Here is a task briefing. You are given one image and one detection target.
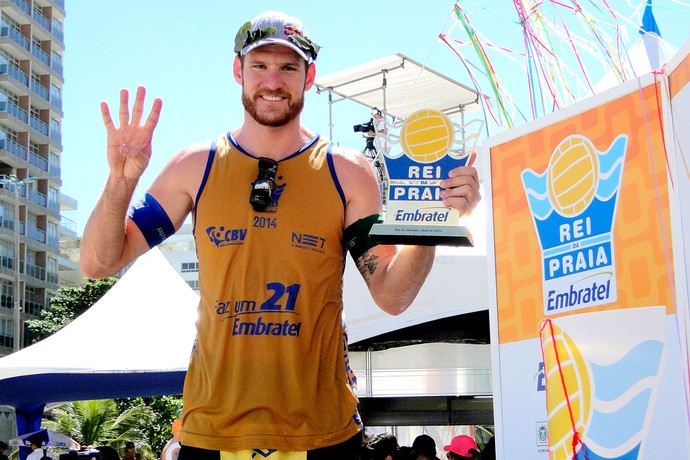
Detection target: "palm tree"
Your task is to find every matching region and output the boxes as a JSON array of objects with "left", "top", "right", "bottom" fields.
[{"left": 43, "top": 399, "right": 155, "bottom": 459}]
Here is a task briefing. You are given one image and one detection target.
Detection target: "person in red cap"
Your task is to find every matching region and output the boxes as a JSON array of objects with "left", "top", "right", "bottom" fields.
[{"left": 443, "top": 435, "right": 480, "bottom": 459}]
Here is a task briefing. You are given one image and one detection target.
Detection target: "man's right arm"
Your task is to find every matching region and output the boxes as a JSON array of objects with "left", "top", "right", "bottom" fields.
[
  {"left": 80, "top": 86, "right": 200, "bottom": 278},
  {"left": 80, "top": 144, "right": 202, "bottom": 278}
]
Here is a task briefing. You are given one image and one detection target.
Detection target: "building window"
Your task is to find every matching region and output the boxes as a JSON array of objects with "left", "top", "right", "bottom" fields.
[
  {"left": 48, "top": 221, "right": 57, "bottom": 238},
  {"left": 51, "top": 84, "right": 61, "bottom": 100},
  {"left": 0, "top": 202, "right": 13, "bottom": 230},
  {"left": 186, "top": 280, "right": 199, "bottom": 290},
  {"left": 0, "top": 49, "right": 19, "bottom": 67},
  {"left": 0, "top": 277, "right": 11, "bottom": 309},
  {"left": 181, "top": 262, "right": 198, "bottom": 273},
  {"left": 1, "top": 124, "right": 18, "bottom": 142},
  {"left": 0, "top": 318, "right": 12, "bottom": 349}
]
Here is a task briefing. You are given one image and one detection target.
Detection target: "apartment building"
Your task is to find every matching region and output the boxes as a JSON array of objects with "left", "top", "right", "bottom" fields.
[
  {"left": 0, "top": 0, "right": 65, "bottom": 357},
  {"left": 158, "top": 223, "right": 200, "bottom": 293}
]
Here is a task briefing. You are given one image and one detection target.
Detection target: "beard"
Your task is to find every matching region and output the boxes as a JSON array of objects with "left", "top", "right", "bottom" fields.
[{"left": 242, "top": 89, "right": 305, "bottom": 127}]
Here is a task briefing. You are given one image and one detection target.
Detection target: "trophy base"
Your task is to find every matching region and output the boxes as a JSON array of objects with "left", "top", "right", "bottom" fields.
[{"left": 369, "top": 223, "right": 474, "bottom": 247}]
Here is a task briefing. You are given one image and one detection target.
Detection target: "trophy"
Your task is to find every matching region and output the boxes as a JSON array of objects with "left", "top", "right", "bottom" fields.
[{"left": 368, "top": 108, "right": 482, "bottom": 246}]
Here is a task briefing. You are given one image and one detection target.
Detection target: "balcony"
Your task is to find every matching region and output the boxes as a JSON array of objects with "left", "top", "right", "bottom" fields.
[
  {"left": 0, "top": 63, "right": 29, "bottom": 87},
  {"left": 0, "top": 214, "right": 14, "bottom": 232},
  {"left": 24, "top": 297, "right": 44, "bottom": 316},
  {"left": 59, "top": 215, "right": 76, "bottom": 238},
  {"left": 28, "top": 187, "right": 46, "bottom": 207},
  {"left": 49, "top": 162, "right": 60, "bottom": 178},
  {"left": 29, "top": 116, "right": 49, "bottom": 136},
  {"left": 26, "top": 262, "right": 46, "bottom": 281},
  {"left": 0, "top": 25, "right": 30, "bottom": 52},
  {"left": 27, "top": 224, "right": 45, "bottom": 244},
  {"left": 31, "top": 9, "right": 51, "bottom": 33},
  {"left": 31, "top": 46, "right": 50, "bottom": 69},
  {"left": 49, "top": 129, "right": 61, "bottom": 145},
  {"left": 52, "top": 27, "right": 63, "bottom": 44},
  {"left": 48, "top": 199, "right": 59, "bottom": 214},
  {"left": 0, "top": 100, "right": 29, "bottom": 124},
  {"left": 0, "top": 254, "right": 12, "bottom": 272},
  {"left": 51, "top": 59, "right": 62, "bottom": 76},
  {"left": 31, "top": 80, "right": 50, "bottom": 101},
  {"left": 10, "top": 0, "right": 31, "bottom": 16},
  {"left": 50, "top": 93, "right": 62, "bottom": 112},
  {"left": 47, "top": 233, "right": 58, "bottom": 248},
  {"left": 0, "top": 137, "right": 28, "bottom": 161},
  {"left": 46, "top": 270, "right": 58, "bottom": 286},
  {"left": 29, "top": 151, "right": 48, "bottom": 172}
]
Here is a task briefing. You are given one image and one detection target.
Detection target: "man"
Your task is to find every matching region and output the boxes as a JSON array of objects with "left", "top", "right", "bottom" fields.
[
  {"left": 442, "top": 435, "right": 480, "bottom": 460},
  {"left": 80, "top": 10, "right": 480, "bottom": 460},
  {"left": 122, "top": 442, "right": 136, "bottom": 460},
  {"left": 411, "top": 434, "right": 440, "bottom": 460},
  {"left": 26, "top": 436, "right": 50, "bottom": 460},
  {"left": 361, "top": 432, "right": 399, "bottom": 460},
  {"left": 0, "top": 440, "right": 9, "bottom": 460},
  {"left": 368, "top": 107, "right": 391, "bottom": 155}
]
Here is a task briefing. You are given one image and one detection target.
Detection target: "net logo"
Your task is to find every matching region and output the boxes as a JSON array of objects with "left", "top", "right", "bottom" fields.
[{"left": 521, "top": 134, "right": 627, "bottom": 315}]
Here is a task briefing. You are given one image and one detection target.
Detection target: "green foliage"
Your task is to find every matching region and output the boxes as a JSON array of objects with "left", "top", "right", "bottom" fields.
[
  {"left": 26, "top": 277, "right": 118, "bottom": 343},
  {"left": 24, "top": 276, "right": 182, "bottom": 458},
  {"left": 116, "top": 396, "right": 182, "bottom": 455},
  {"left": 44, "top": 399, "right": 153, "bottom": 454}
]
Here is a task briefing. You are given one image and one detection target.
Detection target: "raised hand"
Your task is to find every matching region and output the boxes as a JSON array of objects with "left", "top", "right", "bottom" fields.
[
  {"left": 101, "top": 86, "right": 163, "bottom": 181},
  {"left": 439, "top": 154, "right": 481, "bottom": 217}
]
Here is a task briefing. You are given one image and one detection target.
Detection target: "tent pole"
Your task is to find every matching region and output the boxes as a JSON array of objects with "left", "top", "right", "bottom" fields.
[
  {"left": 460, "top": 104, "right": 466, "bottom": 156},
  {"left": 328, "top": 90, "right": 334, "bottom": 141}
]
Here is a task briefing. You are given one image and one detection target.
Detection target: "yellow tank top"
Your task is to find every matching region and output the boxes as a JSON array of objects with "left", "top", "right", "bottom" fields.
[{"left": 179, "top": 133, "right": 361, "bottom": 452}]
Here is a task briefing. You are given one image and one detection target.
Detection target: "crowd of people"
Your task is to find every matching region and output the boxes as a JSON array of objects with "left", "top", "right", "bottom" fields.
[
  {"left": 0, "top": 434, "right": 498, "bottom": 460},
  {"left": 0, "top": 437, "right": 140, "bottom": 460},
  {"left": 361, "top": 432, "right": 495, "bottom": 460}
]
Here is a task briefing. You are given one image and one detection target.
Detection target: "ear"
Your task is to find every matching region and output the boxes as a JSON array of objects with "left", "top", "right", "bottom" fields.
[
  {"left": 233, "top": 56, "right": 243, "bottom": 84},
  {"left": 304, "top": 62, "right": 316, "bottom": 91}
]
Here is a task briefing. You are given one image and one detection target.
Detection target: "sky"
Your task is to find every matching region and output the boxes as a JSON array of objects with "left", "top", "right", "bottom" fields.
[{"left": 59, "top": 0, "right": 690, "bottom": 237}]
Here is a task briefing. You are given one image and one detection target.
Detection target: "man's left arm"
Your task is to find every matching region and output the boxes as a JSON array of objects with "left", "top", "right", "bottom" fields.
[{"left": 344, "top": 157, "right": 481, "bottom": 315}]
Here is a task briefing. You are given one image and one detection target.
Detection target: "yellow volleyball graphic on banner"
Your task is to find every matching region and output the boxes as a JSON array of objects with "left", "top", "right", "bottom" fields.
[
  {"left": 541, "top": 322, "right": 592, "bottom": 460},
  {"left": 400, "top": 109, "right": 455, "bottom": 163},
  {"left": 547, "top": 135, "right": 599, "bottom": 216}
]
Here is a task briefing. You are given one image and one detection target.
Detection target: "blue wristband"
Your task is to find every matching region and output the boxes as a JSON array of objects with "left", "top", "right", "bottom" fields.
[{"left": 128, "top": 193, "right": 175, "bottom": 248}]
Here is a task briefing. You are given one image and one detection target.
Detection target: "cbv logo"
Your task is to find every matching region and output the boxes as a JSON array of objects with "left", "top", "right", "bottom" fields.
[{"left": 206, "top": 226, "right": 248, "bottom": 247}]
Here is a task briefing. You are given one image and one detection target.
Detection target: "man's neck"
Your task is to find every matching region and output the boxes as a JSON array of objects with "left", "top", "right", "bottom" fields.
[{"left": 233, "top": 117, "right": 314, "bottom": 160}]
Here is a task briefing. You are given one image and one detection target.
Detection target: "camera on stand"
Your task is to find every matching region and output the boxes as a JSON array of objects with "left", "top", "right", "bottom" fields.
[
  {"left": 354, "top": 118, "right": 377, "bottom": 158},
  {"left": 353, "top": 118, "right": 375, "bottom": 134}
]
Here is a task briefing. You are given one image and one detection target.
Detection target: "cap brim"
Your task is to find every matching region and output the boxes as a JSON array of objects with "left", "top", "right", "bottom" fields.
[{"left": 241, "top": 38, "right": 311, "bottom": 63}]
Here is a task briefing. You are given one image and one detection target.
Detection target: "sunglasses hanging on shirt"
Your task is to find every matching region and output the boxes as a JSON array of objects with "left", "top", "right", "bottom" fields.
[{"left": 249, "top": 157, "right": 279, "bottom": 212}]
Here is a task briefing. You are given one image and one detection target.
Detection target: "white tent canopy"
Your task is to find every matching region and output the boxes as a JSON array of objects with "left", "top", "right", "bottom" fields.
[
  {"left": 0, "top": 246, "right": 488, "bottom": 406},
  {"left": 314, "top": 53, "right": 483, "bottom": 137},
  {"left": 0, "top": 248, "right": 199, "bottom": 409},
  {"left": 344, "top": 247, "right": 487, "bottom": 344}
]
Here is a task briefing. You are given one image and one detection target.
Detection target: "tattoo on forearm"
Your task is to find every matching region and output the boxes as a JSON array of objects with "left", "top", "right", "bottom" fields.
[{"left": 356, "top": 252, "right": 379, "bottom": 284}]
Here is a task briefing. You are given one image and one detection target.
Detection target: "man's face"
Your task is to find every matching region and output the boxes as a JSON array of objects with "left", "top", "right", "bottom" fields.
[{"left": 235, "top": 45, "right": 316, "bottom": 127}]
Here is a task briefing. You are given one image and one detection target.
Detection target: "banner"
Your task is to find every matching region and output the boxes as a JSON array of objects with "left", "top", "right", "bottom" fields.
[{"left": 487, "top": 45, "right": 690, "bottom": 458}]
